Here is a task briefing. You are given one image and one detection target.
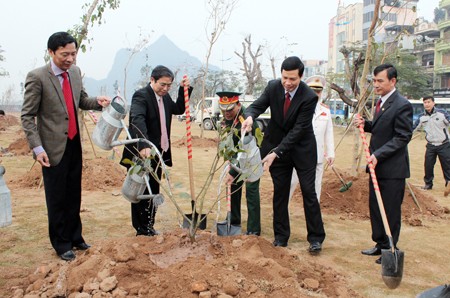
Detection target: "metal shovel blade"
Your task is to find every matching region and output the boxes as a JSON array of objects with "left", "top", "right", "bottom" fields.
[
  {"left": 217, "top": 217, "right": 241, "bottom": 236},
  {"left": 417, "top": 284, "right": 450, "bottom": 298},
  {"left": 182, "top": 212, "right": 207, "bottom": 230},
  {"left": 381, "top": 248, "right": 404, "bottom": 289}
]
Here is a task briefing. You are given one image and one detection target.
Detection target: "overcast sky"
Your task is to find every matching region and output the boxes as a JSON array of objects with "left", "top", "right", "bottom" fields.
[{"left": 0, "top": 0, "right": 439, "bottom": 100}]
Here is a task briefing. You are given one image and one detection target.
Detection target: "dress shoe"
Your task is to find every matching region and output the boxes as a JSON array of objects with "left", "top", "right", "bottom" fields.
[
  {"left": 421, "top": 184, "right": 433, "bottom": 190},
  {"left": 272, "top": 239, "right": 288, "bottom": 247},
  {"left": 59, "top": 250, "right": 76, "bottom": 261},
  {"left": 308, "top": 242, "right": 322, "bottom": 254},
  {"left": 245, "top": 231, "right": 260, "bottom": 236},
  {"left": 136, "top": 227, "right": 160, "bottom": 236},
  {"left": 361, "top": 247, "right": 381, "bottom": 256},
  {"left": 74, "top": 242, "right": 91, "bottom": 250},
  {"left": 375, "top": 257, "right": 382, "bottom": 264}
]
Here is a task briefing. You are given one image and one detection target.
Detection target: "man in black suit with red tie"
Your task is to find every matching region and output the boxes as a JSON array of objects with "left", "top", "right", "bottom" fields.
[
  {"left": 354, "top": 64, "right": 413, "bottom": 264},
  {"left": 241, "top": 56, "right": 325, "bottom": 253}
]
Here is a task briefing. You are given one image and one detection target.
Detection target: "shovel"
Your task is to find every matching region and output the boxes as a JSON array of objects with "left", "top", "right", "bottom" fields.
[
  {"left": 183, "top": 200, "right": 207, "bottom": 230},
  {"left": 181, "top": 77, "right": 206, "bottom": 230},
  {"left": 330, "top": 165, "right": 352, "bottom": 192},
  {"left": 217, "top": 183, "right": 241, "bottom": 236},
  {"left": 358, "top": 122, "right": 404, "bottom": 289}
]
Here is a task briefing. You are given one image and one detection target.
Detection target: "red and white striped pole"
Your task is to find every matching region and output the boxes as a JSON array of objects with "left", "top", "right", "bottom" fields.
[
  {"left": 357, "top": 115, "right": 394, "bottom": 252},
  {"left": 183, "top": 75, "right": 195, "bottom": 201}
]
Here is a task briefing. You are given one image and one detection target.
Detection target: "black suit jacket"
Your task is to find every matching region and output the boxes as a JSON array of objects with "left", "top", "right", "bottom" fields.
[
  {"left": 363, "top": 90, "right": 413, "bottom": 179},
  {"left": 121, "top": 83, "right": 191, "bottom": 167},
  {"left": 245, "top": 79, "right": 318, "bottom": 169}
]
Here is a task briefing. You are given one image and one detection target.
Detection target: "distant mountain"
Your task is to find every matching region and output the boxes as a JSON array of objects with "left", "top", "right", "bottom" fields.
[{"left": 83, "top": 35, "right": 219, "bottom": 100}]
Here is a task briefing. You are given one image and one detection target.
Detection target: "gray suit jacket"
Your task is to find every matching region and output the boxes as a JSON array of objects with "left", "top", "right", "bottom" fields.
[{"left": 21, "top": 63, "right": 101, "bottom": 166}]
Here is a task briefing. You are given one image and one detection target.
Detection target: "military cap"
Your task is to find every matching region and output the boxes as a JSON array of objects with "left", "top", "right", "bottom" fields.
[{"left": 217, "top": 91, "right": 242, "bottom": 111}]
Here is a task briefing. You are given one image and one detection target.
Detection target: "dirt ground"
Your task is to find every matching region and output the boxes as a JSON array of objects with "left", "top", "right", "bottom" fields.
[{"left": 0, "top": 112, "right": 449, "bottom": 297}]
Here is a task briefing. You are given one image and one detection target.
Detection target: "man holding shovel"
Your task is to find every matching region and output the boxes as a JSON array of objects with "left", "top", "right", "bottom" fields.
[
  {"left": 219, "top": 91, "right": 261, "bottom": 236},
  {"left": 354, "top": 64, "right": 413, "bottom": 265}
]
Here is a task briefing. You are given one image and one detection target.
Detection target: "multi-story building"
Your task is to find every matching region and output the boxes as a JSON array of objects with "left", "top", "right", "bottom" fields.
[
  {"left": 434, "top": 0, "right": 450, "bottom": 97},
  {"left": 362, "top": 0, "right": 418, "bottom": 42},
  {"left": 413, "top": 18, "right": 439, "bottom": 78},
  {"left": 303, "top": 60, "right": 328, "bottom": 79},
  {"left": 328, "top": 2, "right": 364, "bottom": 74}
]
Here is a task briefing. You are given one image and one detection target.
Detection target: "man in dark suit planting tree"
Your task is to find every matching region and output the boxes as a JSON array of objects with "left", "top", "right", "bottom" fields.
[
  {"left": 354, "top": 63, "right": 413, "bottom": 264},
  {"left": 241, "top": 56, "right": 325, "bottom": 254}
]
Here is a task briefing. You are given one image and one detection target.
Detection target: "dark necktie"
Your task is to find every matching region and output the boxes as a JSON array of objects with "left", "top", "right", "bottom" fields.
[
  {"left": 61, "top": 72, "right": 77, "bottom": 139},
  {"left": 284, "top": 92, "right": 291, "bottom": 117},
  {"left": 375, "top": 98, "right": 382, "bottom": 115}
]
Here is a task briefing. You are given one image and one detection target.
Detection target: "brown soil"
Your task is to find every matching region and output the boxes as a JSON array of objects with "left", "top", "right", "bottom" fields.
[
  {"left": 9, "top": 157, "right": 126, "bottom": 191},
  {"left": 5, "top": 137, "right": 31, "bottom": 156},
  {"left": 6, "top": 231, "right": 360, "bottom": 298},
  {"left": 172, "top": 135, "right": 219, "bottom": 148},
  {"left": 0, "top": 114, "right": 20, "bottom": 131},
  {"left": 1, "top": 116, "right": 450, "bottom": 298}
]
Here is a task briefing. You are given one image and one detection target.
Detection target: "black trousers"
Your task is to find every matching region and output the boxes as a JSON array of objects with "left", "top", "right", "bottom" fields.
[
  {"left": 42, "top": 135, "right": 84, "bottom": 255},
  {"left": 131, "top": 165, "right": 161, "bottom": 235},
  {"left": 270, "top": 158, "right": 325, "bottom": 244},
  {"left": 424, "top": 142, "right": 450, "bottom": 186},
  {"left": 369, "top": 178, "right": 404, "bottom": 249}
]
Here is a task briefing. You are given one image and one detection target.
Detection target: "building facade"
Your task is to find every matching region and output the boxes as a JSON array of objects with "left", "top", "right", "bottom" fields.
[
  {"left": 328, "top": 2, "right": 364, "bottom": 74},
  {"left": 434, "top": 0, "right": 450, "bottom": 96}
]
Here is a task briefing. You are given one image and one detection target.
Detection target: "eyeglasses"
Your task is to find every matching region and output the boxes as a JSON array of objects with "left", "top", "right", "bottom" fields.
[{"left": 158, "top": 82, "right": 172, "bottom": 88}]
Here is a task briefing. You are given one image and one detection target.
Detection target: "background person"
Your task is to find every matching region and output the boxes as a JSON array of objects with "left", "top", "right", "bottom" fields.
[
  {"left": 218, "top": 91, "right": 261, "bottom": 236},
  {"left": 353, "top": 63, "right": 413, "bottom": 264},
  {"left": 241, "top": 56, "right": 325, "bottom": 253},
  {"left": 120, "top": 66, "right": 192, "bottom": 236},
  {"left": 21, "top": 31, "right": 111, "bottom": 261},
  {"left": 289, "top": 77, "right": 335, "bottom": 202},
  {"left": 413, "top": 96, "right": 450, "bottom": 195}
]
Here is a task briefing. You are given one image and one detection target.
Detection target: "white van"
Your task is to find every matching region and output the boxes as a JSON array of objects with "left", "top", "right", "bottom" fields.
[{"left": 194, "top": 97, "right": 221, "bottom": 130}]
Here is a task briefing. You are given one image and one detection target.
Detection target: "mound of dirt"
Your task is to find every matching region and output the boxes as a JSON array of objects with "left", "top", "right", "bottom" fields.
[
  {"left": 10, "top": 157, "right": 126, "bottom": 191},
  {"left": 285, "top": 168, "right": 449, "bottom": 223},
  {"left": 0, "top": 114, "right": 20, "bottom": 131},
  {"left": 82, "top": 157, "right": 126, "bottom": 191},
  {"left": 6, "top": 137, "right": 31, "bottom": 156},
  {"left": 7, "top": 230, "right": 360, "bottom": 298},
  {"left": 172, "top": 135, "right": 219, "bottom": 148}
]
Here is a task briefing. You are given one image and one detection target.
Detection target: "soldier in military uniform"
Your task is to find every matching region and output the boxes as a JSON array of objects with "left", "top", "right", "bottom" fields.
[
  {"left": 219, "top": 91, "right": 261, "bottom": 235},
  {"left": 289, "top": 78, "right": 335, "bottom": 202}
]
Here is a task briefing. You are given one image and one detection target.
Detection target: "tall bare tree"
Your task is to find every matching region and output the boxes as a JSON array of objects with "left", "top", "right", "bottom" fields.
[
  {"left": 0, "top": 46, "right": 8, "bottom": 77},
  {"left": 123, "top": 30, "right": 151, "bottom": 101},
  {"left": 199, "top": 0, "right": 238, "bottom": 137},
  {"left": 235, "top": 35, "right": 263, "bottom": 96},
  {"left": 69, "top": 0, "right": 121, "bottom": 54}
]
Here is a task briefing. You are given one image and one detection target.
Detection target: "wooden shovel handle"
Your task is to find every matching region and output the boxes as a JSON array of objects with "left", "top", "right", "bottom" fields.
[
  {"left": 183, "top": 75, "right": 195, "bottom": 203},
  {"left": 226, "top": 183, "right": 231, "bottom": 213},
  {"left": 357, "top": 123, "right": 394, "bottom": 246}
]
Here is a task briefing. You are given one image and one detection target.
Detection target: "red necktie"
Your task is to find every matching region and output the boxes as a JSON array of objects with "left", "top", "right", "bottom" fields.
[
  {"left": 61, "top": 72, "right": 77, "bottom": 139},
  {"left": 284, "top": 92, "right": 291, "bottom": 117},
  {"left": 375, "top": 98, "right": 382, "bottom": 115}
]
